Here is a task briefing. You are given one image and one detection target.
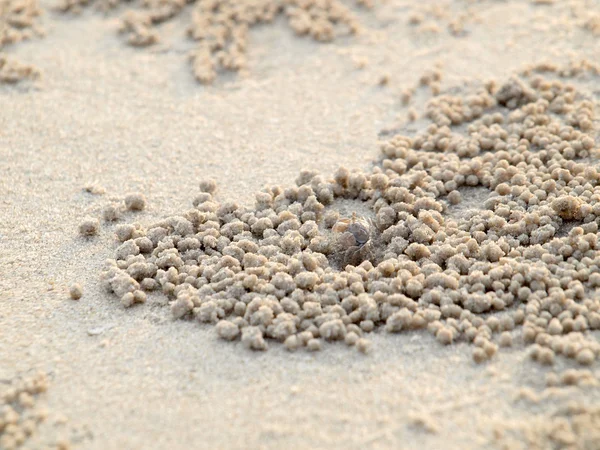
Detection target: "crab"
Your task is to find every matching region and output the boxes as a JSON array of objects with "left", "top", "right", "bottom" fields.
[{"left": 332, "top": 212, "right": 376, "bottom": 266}]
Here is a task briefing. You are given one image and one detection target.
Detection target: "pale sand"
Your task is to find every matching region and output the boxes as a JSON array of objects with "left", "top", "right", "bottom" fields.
[{"left": 2, "top": 1, "right": 600, "bottom": 449}]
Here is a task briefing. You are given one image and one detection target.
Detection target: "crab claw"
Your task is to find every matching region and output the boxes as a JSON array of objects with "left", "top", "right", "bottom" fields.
[
  {"left": 338, "top": 232, "right": 358, "bottom": 249},
  {"left": 333, "top": 219, "right": 351, "bottom": 233}
]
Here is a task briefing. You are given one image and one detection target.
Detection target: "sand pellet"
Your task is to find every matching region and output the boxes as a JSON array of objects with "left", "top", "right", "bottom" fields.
[
  {"left": 124, "top": 193, "right": 146, "bottom": 211},
  {"left": 78, "top": 217, "right": 99, "bottom": 236},
  {"left": 69, "top": 283, "right": 83, "bottom": 300}
]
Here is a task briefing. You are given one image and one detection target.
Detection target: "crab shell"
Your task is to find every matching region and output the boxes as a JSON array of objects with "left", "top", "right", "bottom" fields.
[
  {"left": 333, "top": 215, "right": 372, "bottom": 247},
  {"left": 347, "top": 221, "right": 370, "bottom": 245}
]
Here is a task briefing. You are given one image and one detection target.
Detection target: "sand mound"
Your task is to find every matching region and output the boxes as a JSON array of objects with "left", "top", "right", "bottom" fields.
[{"left": 96, "top": 68, "right": 600, "bottom": 365}]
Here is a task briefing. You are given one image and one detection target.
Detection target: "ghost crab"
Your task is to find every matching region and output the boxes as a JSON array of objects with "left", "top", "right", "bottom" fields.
[{"left": 332, "top": 212, "right": 376, "bottom": 266}]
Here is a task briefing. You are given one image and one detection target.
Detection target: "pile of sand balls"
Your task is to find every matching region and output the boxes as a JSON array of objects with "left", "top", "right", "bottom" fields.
[
  {"left": 188, "top": 0, "right": 364, "bottom": 83},
  {"left": 101, "top": 72, "right": 600, "bottom": 364},
  {"left": 57, "top": 0, "right": 370, "bottom": 83},
  {"left": 0, "top": 372, "right": 49, "bottom": 450},
  {"left": 0, "top": 0, "right": 43, "bottom": 83},
  {"left": 0, "top": 0, "right": 43, "bottom": 48}
]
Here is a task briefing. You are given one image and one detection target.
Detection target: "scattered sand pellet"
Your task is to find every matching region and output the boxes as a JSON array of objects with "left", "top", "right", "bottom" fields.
[
  {"left": 307, "top": 338, "right": 322, "bottom": 352},
  {"left": 473, "top": 347, "right": 487, "bottom": 364},
  {"left": 199, "top": 179, "right": 217, "bottom": 194},
  {"left": 356, "top": 338, "right": 371, "bottom": 354},
  {"left": 83, "top": 184, "right": 106, "bottom": 195},
  {"left": 78, "top": 217, "right": 99, "bottom": 236},
  {"left": 407, "top": 107, "right": 418, "bottom": 122},
  {"left": 378, "top": 72, "right": 391, "bottom": 86},
  {"left": 436, "top": 327, "right": 454, "bottom": 345},
  {"left": 499, "top": 332, "right": 512, "bottom": 347},
  {"left": 576, "top": 348, "right": 595, "bottom": 366},
  {"left": 56, "top": 439, "right": 72, "bottom": 450},
  {"left": 124, "top": 193, "right": 146, "bottom": 211},
  {"left": 538, "top": 348, "right": 555, "bottom": 365},
  {"left": 447, "top": 190, "right": 461, "bottom": 205},
  {"left": 69, "top": 283, "right": 83, "bottom": 300},
  {"left": 345, "top": 331, "right": 359, "bottom": 346},
  {"left": 216, "top": 320, "right": 240, "bottom": 341},
  {"left": 241, "top": 326, "right": 267, "bottom": 351},
  {"left": 284, "top": 335, "right": 300, "bottom": 351},
  {"left": 102, "top": 203, "right": 122, "bottom": 222},
  {"left": 408, "top": 411, "right": 439, "bottom": 434},
  {"left": 121, "top": 292, "right": 135, "bottom": 307}
]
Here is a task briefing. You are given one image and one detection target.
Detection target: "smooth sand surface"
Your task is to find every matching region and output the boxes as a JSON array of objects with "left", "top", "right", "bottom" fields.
[{"left": 2, "top": 1, "right": 600, "bottom": 448}]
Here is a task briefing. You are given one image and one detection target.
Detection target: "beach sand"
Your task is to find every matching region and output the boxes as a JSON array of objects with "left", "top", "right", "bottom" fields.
[{"left": 2, "top": 1, "right": 600, "bottom": 448}]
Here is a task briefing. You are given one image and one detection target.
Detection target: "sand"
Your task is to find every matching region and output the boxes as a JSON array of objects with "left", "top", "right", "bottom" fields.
[{"left": 2, "top": 0, "right": 600, "bottom": 449}]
